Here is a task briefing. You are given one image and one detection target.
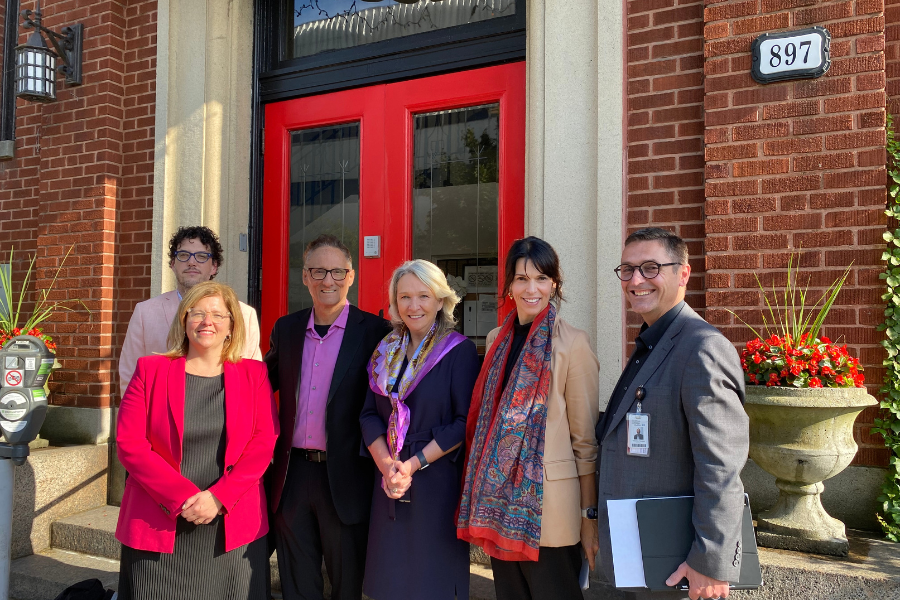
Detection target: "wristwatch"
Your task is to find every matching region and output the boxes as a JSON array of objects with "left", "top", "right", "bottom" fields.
[
  {"left": 582, "top": 506, "right": 598, "bottom": 520},
  {"left": 415, "top": 450, "right": 430, "bottom": 470}
]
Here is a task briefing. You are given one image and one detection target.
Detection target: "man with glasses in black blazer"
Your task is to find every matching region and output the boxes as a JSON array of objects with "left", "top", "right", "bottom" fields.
[{"left": 265, "top": 234, "right": 391, "bottom": 600}]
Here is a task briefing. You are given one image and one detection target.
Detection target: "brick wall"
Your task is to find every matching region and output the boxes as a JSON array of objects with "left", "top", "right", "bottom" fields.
[
  {"left": 627, "top": 0, "right": 707, "bottom": 342},
  {"left": 703, "top": 0, "right": 889, "bottom": 466},
  {"left": 0, "top": 0, "right": 157, "bottom": 409},
  {"left": 887, "top": 0, "right": 900, "bottom": 113}
]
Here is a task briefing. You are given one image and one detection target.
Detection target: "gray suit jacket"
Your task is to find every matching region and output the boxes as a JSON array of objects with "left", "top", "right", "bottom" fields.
[{"left": 596, "top": 303, "right": 749, "bottom": 593}]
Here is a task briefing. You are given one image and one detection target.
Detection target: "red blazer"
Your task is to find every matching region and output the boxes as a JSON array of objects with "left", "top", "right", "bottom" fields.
[{"left": 115, "top": 355, "right": 279, "bottom": 553}]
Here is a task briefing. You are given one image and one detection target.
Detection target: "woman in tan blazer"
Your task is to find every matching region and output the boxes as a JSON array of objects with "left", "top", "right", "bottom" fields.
[{"left": 458, "top": 237, "right": 600, "bottom": 600}]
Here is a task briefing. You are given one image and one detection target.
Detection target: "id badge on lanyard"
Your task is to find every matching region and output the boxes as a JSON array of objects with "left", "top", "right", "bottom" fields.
[{"left": 626, "top": 385, "right": 651, "bottom": 457}]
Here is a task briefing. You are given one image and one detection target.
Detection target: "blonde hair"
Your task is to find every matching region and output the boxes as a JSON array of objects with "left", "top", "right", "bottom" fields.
[
  {"left": 164, "top": 281, "right": 245, "bottom": 363},
  {"left": 388, "top": 260, "right": 460, "bottom": 339}
]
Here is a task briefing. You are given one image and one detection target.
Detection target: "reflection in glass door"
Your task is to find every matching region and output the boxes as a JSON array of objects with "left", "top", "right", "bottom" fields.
[
  {"left": 412, "top": 104, "right": 499, "bottom": 348},
  {"left": 262, "top": 63, "right": 524, "bottom": 352},
  {"left": 289, "top": 124, "right": 360, "bottom": 313}
]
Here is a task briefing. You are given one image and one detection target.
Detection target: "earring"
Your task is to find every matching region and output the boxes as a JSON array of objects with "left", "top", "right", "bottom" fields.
[{"left": 225, "top": 334, "right": 231, "bottom": 341}]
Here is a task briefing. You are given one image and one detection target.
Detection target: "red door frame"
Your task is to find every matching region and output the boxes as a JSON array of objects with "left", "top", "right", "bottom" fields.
[{"left": 261, "top": 62, "right": 525, "bottom": 350}]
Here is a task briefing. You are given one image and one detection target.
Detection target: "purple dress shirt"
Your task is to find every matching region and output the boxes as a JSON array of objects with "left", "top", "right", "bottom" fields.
[{"left": 292, "top": 301, "right": 350, "bottom": 450}]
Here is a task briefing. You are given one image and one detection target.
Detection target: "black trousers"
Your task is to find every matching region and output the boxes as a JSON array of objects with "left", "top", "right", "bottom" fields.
[
  {"left": 491, "top": 544, "right": 583, "bottom": 600},
  {"left": 274, "top": 455, "right": 369, "bottom": 600}
]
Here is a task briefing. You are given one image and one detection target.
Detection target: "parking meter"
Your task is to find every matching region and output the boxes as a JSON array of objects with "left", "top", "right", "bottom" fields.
[{"left": 0, "top": 335, "right": 55, "bottom": 465}]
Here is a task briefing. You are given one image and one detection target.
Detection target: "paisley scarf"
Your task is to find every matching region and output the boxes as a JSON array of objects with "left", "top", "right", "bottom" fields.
[
  {"left": 368, "top": 323, "right": 466, "bottom": 460},
  {"left": 457, "top": 303, "right": 555, "bottom": 562}
]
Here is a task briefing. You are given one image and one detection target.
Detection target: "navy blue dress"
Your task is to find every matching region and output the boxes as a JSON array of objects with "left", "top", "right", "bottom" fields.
[{"left": 360, "top": 339, "right": 480, "bottom": 600}]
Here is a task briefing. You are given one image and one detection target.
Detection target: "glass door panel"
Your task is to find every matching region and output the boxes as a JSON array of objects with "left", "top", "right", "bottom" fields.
[
  {"left": 289, "top": 124, "right": 361, "bottom": 313},
  {"left": 412, "top": 104, "right": 499, "bottom": 348}
]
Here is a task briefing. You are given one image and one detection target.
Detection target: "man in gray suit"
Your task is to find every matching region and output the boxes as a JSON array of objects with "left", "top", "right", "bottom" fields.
[{"left": 595, "top": 228, "right": 749, "bottom": 600}]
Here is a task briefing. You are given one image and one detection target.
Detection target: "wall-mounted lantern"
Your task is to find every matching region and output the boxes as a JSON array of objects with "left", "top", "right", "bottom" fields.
[{"left": 14, "top": 1, "right": 83, "bottom": 103}]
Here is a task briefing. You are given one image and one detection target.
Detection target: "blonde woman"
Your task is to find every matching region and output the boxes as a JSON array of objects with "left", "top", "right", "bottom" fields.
[
  {"left": 115, "top": 281, "right": 278, "bottom": 600},
  {"left": 360, "top": 260, "right": 480, "bottom": 600}
]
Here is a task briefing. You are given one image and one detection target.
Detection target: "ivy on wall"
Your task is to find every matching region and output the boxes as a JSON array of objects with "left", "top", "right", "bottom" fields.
[{"left": 875, "top": 112, "right": 900, "bottom": 541}]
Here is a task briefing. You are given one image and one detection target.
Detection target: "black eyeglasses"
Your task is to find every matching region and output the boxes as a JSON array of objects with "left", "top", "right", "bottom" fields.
[
  {"left": 614, "top": 261, "right": 681, "bottom": 281},
  {"left": 174, "top": 251, "right": 213, "bottom": 263},
  {"left": 306, "top": 268, "right": 351, "bottom": 281}
]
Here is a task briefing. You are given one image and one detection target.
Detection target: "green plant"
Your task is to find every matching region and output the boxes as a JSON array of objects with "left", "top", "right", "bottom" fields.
[
  {"left": 0, "top": 246, "right": 88, "bottom": 352},
  {"left": 875, "top": 111, "right": 900, "bottom": 541},
  {"left": 728, "top": 254, "right": 855, "bottom": 388}
]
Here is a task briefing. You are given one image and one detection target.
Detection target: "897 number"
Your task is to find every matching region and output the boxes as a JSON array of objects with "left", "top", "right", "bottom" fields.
[{"left": 769, "top": 41, "right": 812, "bottom": 68}]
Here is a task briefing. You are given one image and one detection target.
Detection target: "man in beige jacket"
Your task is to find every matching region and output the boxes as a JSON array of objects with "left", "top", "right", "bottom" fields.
[{"left": 118, "top": 226, "right": 262, "bottom": 395}]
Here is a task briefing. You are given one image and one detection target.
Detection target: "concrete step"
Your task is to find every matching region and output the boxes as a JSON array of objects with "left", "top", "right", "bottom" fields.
[
  {"left": 10, "top": 548, "right": 119, "bottom": 600},
  {"left": 51, "top": 505, "right": 119, "bottom": 560}
]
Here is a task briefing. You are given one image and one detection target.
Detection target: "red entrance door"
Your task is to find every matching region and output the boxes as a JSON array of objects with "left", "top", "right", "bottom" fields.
[{"left": 261, "top": 62, "right": 525, "bottom": 351}]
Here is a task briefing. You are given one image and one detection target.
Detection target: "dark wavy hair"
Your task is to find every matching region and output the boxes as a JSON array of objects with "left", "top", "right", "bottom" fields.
[
  {"left": 168, "top": 226, "right": 224, "bottom": 278},
  {"left": 501, "top": 236, "right": 564, "bottom": 306}
]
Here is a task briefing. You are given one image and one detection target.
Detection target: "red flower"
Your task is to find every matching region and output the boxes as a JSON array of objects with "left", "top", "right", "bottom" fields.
[
  {"left": 820, "top": 336, "right": 832, "bottom": 344},
  {"left": 753, "top": 353, "right": 763, "bottom": 364},
  {"left": 809, "top": 377, "right": 823, "bottom": 388}
]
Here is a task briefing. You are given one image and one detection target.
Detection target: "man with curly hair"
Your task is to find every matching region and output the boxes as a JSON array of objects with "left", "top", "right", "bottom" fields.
[{"left": 118, "top": 226, "right": 262, "bottom": 394}]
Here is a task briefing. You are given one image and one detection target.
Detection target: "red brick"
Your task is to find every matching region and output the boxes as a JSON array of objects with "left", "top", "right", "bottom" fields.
[
  {"left": 653, "top": 172, "right": 704, "bottom": 188},
  {"left": 653, "top": 72, "right": 703, "bottom": 91},
  {"left": 762, "top": 213, "right": 823, "bottom": 230},
  {"left": 630, "top": 60, "right": 679, "bottom": 79},
  {"left": 732, "top": 233, "right": 789, "bottom": 250},
  {"left": 761, "top": 0, "right": 816, "bottom": 11},
  {"left": 764, "top": 100, "right": 820, "bottom": 120},
  {"left": 732, "top": 86, "right": 790, "bottom": 107},
  {"left": 824, "top": 91, "right": 885, "bottom": 113},
  {"left": 706, "top": 254, "right": 761, "bottom": 270},
  {"left": 760, "top": 175, "right": 821, "bottom": 194},
  {"left": 859, "top": 0, "right": 885, "bottom": 14},
  {"left": 629, "top": 0, "right": 675, "bottom": 14},
  {"left": 828, "top": 16, "right": 884, "bottom": 39},
  {"left": 704, "top": 58, "right": 730, "bottom": 76},
  {"left": 630, "top": 157, "right": 678, "bottom": 174},
  {"left": 824, "top": 209, "right": 886, "bottom": 228},
  {"left": 795, "top": 1, "right": 853, "bottom": 25},
  {"left": 824, "top": 129, "right": 886, "bottom": 150},
  {"left": 705, "top": 93, "right": 729, "bottom": 110},
  {"left": 706, "top": 164, "right": 730, "bottom": 178},
  {"left": 793, "top": 114, "right": 854, "bottom": 135},
  {"left": 858, "top": 148, "right": 886, "bottom": 167},
  {"left": 732, "top": 197, "right": 778, "bottom": 213},
  {"left": 653, "top": 138, "right": 703, "bottom": 154},
  {"left": 763, "top": 137, "right": 824, "bottom": 155},
  {"left": 828, "top": 55, "right": 885, "bottom": 78},
  {"left": 792, "top": 152, "right": 855, "bottom": 171},
  {"left": 704, "top": 37, "right": 754, "bottom": 58},
  {"left": 792, "top": 77, "right": 853, "bottom": 99},
  {"left": 653, "top": 4, "right": 702, "bottom": 26},
  {"left": 706, "top": 180, "right": 760, "bottom": 197},
  {"left": 704, "top": 0, "right": 758, "bottom": 21},
  {"left": 793, "top": 230, "right": 855, "bottom": 247},
  {"left": 823, "top": 168, "right": 886, "bottom": 188},
  {"left": 630, "top": 92, "right": 677, "bottom": 110},
  {"left": 732, "top": 13, "right": 790, "bottom": 36},
  {"left": 653, "top": 39, "right": 704, "bottom": 59},
  {"left": 733, "top": 158, "right": 790, "bottom": 177},
  {"left": 706, "top": 143, "right": 758, "bottom": 161},
  {"left": 858, "top": 72, "right": 886, "bottom": 92},
  {"left": 857, "top": 35, "right": 886, "bottom": 54},
  {"left": 706, "top": 107, "right": 759, "bottom": 126},
  {"left": 809, "top": 192, "right": 854, "bottom": 209},
  {"left": 629, "top": 27, "right": 676, "bottom": 47},
  {"left": 705, "top": 22, "right": 729, "bottom": 39},
  {"left": 653, "top": 105, "right": 704, "bottom": 123},
  {"left": 732, "top": 122, "right": 790, "bottom": 140}
]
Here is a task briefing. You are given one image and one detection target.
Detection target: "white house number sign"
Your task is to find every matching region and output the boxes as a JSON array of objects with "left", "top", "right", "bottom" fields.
[{"left": 751, "top": 26, "right": 830, "bottom": 84}]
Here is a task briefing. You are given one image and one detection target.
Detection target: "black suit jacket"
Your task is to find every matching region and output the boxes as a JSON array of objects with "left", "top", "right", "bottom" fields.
[{"left": 265, "top": 304, "right": 392, "bottom": 525}]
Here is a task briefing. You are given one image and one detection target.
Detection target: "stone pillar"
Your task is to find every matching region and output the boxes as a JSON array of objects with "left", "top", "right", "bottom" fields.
[
  {"left": 526, "top": 0, "right": 626, "bottom": 393},
  {"left": 151, "top": 0, "right": 254, "bottom": 300}
]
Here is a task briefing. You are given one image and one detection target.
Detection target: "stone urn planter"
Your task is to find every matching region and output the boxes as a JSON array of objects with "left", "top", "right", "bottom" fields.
[{"left": 744, "top": 385, "right": 876, "bottom": 556}]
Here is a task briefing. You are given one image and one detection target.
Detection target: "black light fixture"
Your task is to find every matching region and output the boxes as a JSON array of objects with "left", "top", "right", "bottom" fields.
[{"left": 15, "top": 1, "right": 83, "bottom": 103}]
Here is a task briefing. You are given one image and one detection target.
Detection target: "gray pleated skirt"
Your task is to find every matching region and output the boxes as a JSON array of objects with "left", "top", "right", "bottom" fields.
[{"left": 118, "top": 373, "right": 270, "bottom": 600}]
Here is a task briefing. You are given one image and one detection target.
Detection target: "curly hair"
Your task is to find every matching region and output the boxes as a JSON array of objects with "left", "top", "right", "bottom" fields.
[{"left": 168, "top": 226, "right": 224, "bottom": 277}]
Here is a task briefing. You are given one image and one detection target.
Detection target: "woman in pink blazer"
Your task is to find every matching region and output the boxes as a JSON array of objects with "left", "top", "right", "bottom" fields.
[{"left": 115, "top": 281, "right": 278, "bottom": 600}]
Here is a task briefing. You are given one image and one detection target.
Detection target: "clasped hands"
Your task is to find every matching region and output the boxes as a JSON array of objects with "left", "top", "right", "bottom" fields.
[
  {"left": 181, "top": 490, "right": 224, "bottom": 525},
  {"left": 381, "top": 457, "right": 418, "bottom": 500}
]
